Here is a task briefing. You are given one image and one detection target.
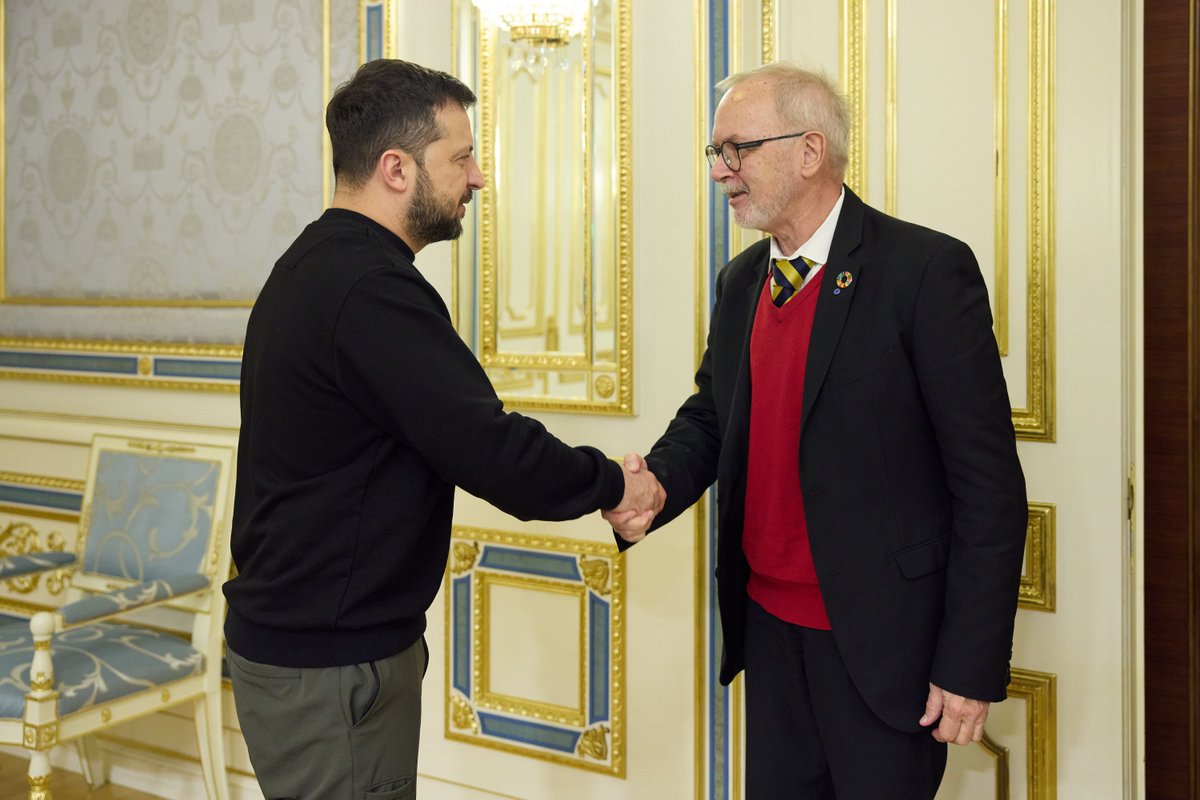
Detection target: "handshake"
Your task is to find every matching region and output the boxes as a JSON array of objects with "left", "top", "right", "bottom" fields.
[{"left": 602, "top": 453, "right": 666, "bottom": 543}]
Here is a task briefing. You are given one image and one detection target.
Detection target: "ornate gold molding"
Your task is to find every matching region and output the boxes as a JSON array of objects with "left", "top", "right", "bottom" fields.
[
  {"left": 839, "top": 0, "right": 867, "bottom": 198},
  {"left": 759, "top": 0, "right": 775, "bottom": 63},
  {"left": 474, "top": 571, "right": 587, "bottom": 727},
  {"left": 450, "top": 693, "right": 479, "bottom": 733},
  {"left": 579, "top": 554, "right": 611, "bottom": 595},
  {"left": 576, "top": 724, "right": 610, "bottom": 760},
  {"left": 1008, "top": 667, "right": 1057, "bottom": 800},
  {"left": 468, "top": 0, "right": 634, "bottom": 415},
  {"left": 0, "top": 523, "right": 68, "bottom": 595},
  {"left": 357, "top": 0, "right": 396, "bottom": 63},
  {"left": 23, "top": 720, "right": 58, "bottom": 750},
  {"left": 979, "top": 732, "right": 1012, "bottom": 799},
  {"left": 0, "top": 472, "right": 84, "bottom": 494},
  {"left": 445, "top": 525, "right": 625, "bottom": 776},
  {"left": 1019, "top": 503, "right": 1056, "bottom": 612},
  {"left": 1009, "top": 0, "right": 1056, "bottom": 441},
  {"left": 451, "top": 541, "right": 480, "bottom": 575}
]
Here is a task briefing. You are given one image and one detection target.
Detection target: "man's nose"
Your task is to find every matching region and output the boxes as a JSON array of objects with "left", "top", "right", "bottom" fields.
[
  {"left": 468, "top": 158, "right": 485, "bottom": 190},
  {"left": 710, "top": 155, "right": 733, "bottom": 182}
]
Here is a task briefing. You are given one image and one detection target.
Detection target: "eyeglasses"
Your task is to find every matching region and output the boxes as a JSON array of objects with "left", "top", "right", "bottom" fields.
[{"left": 704, "top": 131, "right": 811, "bottom": 171}]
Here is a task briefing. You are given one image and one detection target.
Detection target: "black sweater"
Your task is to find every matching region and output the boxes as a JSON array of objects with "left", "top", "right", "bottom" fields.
[{"left": 224, "top": 209, "right": 624, "bottom": 667}]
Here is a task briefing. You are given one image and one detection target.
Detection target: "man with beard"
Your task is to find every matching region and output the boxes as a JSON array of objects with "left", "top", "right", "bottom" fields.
[
  {"left": 224, "top": 59, "right": 664, "bottom": 799},
  {"left": 605, "top": 63, "right": 1026, "bottom": 797}
]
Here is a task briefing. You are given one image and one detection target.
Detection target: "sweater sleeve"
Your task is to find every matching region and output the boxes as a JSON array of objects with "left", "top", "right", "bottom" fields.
[{"left": 331, "top": 265, "right": 625, "bottom": 520}]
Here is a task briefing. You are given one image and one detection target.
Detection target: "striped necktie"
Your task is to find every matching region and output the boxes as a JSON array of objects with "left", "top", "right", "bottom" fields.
[{"left": 771, "top": 256, "right": 817, "bottom": 307}]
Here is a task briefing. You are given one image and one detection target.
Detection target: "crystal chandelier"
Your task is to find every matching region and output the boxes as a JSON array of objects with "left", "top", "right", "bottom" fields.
[{"left": 471, "top": 0, "right": 591, "bottom": 47}]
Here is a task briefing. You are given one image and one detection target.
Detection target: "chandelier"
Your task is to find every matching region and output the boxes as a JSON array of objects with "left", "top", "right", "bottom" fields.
[{"left": 471, "top": 0, "right": 591, "bottom": 47}]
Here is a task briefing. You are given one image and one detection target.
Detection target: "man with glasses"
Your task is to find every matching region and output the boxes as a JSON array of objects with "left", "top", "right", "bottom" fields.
[{"left": 606, "top": 63, "right": 1026, "bottom": 798}]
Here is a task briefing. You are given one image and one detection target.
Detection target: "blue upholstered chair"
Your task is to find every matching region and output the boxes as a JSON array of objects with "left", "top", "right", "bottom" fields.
[{"left": 0, "top": 434, "right": 235, "bottom": 800}]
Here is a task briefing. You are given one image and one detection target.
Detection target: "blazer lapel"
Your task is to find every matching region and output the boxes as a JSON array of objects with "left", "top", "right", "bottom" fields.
[{"left": 801, "top": 187, "right": 866, "bottom": 433}]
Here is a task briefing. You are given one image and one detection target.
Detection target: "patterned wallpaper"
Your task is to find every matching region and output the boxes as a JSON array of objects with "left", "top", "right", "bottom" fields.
[{"left": 1, "top": 0, "right": 359, "bottom": 344}]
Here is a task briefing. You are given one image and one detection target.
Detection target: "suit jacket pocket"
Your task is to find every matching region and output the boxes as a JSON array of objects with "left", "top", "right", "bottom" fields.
[{"left": 893, "top": 533, "right": 951, "bottom": 579}]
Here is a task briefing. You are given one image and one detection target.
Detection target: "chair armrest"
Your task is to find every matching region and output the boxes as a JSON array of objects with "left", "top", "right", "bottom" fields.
[
  {"left": 57, "top": 573, "right": 211, "bottom": 627},
  {"left": 0, "top": 551, "right": 76, "bottom": 580}
]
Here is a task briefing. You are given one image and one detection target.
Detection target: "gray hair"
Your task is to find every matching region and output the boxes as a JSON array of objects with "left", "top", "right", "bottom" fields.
[{"left": 716, "top": 63, "right": 850, "bottom": 179}]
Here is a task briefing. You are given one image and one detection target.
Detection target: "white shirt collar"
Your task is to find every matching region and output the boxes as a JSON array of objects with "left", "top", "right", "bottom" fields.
[{"left": 769, "top": 186, "right": 846, "bottom": 267}]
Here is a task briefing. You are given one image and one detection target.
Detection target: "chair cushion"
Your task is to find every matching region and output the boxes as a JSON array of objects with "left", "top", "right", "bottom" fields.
[{"left": 0, "top": 622, "right": 205, "bottom": 718}]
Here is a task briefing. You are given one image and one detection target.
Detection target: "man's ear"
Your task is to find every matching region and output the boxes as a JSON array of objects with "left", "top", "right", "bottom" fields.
[
  {"left": 379, "top": 149, "right": 412, "bottom": 192},
  {"left": 799, "top": 132, "right": 827, "bottom": 178}
]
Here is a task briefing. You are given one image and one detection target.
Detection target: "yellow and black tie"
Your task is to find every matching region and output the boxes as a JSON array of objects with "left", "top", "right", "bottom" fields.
[{"left": 771, "top": 256, "right": 817, "bottom": 307}]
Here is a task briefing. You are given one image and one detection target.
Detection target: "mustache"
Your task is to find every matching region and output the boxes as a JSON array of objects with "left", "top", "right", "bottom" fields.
[
  {"left": 718, "top": 180, "right": 746, "bottom": 196},
  {"left": 461, "top": 190, "right": 474, "bottom": 205}
]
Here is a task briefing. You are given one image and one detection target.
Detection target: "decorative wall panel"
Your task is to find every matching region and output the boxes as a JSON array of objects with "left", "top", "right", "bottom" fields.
[
  {"left": 445, "top": 526, "right": 625, "bottom": 776},
  {"left": 0, "top": 0, "right": 377, "bottom": 389}
]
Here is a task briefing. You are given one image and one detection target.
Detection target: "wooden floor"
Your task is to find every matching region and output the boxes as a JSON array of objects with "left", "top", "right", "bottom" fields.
[{"left": 0, "top": 750, "right": 162, "bottom": 799}]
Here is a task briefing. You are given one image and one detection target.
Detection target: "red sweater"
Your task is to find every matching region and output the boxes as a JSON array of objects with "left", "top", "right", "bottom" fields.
[{"left": 743, "top": 272, "right": 831, "bottom": 629}]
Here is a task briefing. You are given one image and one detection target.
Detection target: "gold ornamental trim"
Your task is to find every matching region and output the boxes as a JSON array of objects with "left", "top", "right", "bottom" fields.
[
  {"left": 1009, "top": 0, "right": 1056, "bottom": 441},
  {"left": 978, "top": 732, "right": 1012, "bottom": 799},
  {"left": 451, "top": 542, "right": 481, "bottom": 575},
  {"left": 23, "top": 721, "right": 58, "bottom": 750},
  {"left": 839, "top": 0, "right": 868, "bottom": 198},
  {"left": 450, "top": 693, "right": 479, "bottom": 733},
  {"left": 0, "top": 471, "right": 85, "bottom": 494},
  {"left": 579, "top": 554, "right": 610, "bottom": 595},
  {"left": 127, "top": 440, "right": 197, "bottom": 455},
  {"left": 1, "top": 523, "right": 69, "bottom": 595},
  {"left": 445, "top": 524, "right": 625, "bottom": 776},
  {"left": 576, "top": 724, "right": 610, "bottom": 760},
  {"left": 1008, "top": 667, "right": 1057, "bottom": 800},
  {"left": 1019, "top": 503, "right": 1056, "bottom": 611}
]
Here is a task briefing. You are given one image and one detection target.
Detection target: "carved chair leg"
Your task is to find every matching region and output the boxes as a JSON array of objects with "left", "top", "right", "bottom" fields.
[{"left": 27, "top": 750, "right": 52, "bottom": 800}]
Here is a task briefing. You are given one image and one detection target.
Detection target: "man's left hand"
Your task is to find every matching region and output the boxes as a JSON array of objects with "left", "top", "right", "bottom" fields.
[{"left": 919, "top": 682, "right": 990, "bottom": 745}]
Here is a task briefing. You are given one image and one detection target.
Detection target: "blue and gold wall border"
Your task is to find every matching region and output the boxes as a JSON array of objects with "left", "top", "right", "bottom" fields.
[
  {"left": 445, "top": 526, "right": 625, "bottom": 777},
  {"left": 358, "top": 0, "right": 396, "bottom": 63},
  {"left": 0, "top": 339, "right": 242, "bottom": 391},
  {"left": 699, "top": 1, "right": 735, "bottom": 797}
]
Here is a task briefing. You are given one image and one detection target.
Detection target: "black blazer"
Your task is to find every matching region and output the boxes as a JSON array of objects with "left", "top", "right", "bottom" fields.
[{"left": 642, "top": 188, "right": 1027, "bottom": 732}]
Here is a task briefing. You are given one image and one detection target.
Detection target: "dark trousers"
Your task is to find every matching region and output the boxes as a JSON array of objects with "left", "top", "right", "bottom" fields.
[
  {"left": 743, "top": 599, "right": 946, "bottom": 799},
  {"left": 228, "top": 638, "right": 427, "bottom": 800}
]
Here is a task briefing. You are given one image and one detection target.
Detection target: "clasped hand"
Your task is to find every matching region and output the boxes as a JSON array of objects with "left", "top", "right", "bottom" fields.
[{"left": 601, "top": 453, "right": 665, "bottom": 543}]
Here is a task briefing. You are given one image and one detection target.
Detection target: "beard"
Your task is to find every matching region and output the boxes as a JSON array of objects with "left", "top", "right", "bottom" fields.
[
  {"left": 407, "top": 165, "right": 472, "bottom": 245},
  {"left": 721, "top": 177, "right": 787, "bottom": 232}
]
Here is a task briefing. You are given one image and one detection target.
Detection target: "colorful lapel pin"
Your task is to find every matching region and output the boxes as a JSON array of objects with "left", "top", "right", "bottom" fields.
[{"left": 833, "top": 270, "right": 854, "bottom": 294}]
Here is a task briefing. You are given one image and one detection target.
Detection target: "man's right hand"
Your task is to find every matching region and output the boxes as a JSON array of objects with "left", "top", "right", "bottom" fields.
[{"left": 603, "top": 452, "right": 665, "bottom": 543}]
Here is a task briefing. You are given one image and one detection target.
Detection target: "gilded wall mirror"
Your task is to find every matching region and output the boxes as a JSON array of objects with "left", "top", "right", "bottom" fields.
[{"left": 452, "top": 0, "right": 632, "bottom": 414}]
